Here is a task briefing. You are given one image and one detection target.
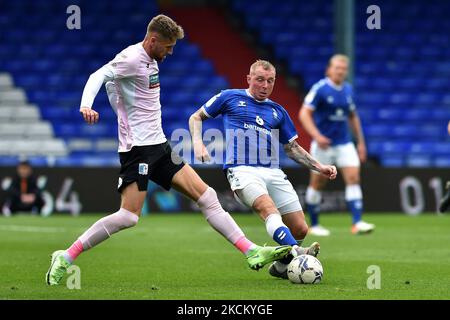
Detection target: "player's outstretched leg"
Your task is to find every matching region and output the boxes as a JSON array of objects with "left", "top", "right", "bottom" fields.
[
  {"left": 46, "top": 208, "right": 138, "bottom": 285},
  {"left": 439, "top": 181, "right": 450, "bottom": 213},
  {"left": 46, "top": 183, "right": 143, "bottom": 285},
  {"left": 238, "top": 190, "right": 321, "bottom": 279},
  {"left": 171, "top": 165, "right": 291, "bottom": 270}
]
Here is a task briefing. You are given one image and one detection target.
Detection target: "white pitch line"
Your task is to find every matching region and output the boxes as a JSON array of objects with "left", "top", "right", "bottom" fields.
[{"left": 0, "top": 225, "right": 67, "bottom": 233}]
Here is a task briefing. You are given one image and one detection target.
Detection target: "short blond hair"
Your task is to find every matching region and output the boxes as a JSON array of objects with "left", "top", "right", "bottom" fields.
[
  {"left": 147, "top": 14, "right": 184, "bottom": 41},
  {"left": 328, "top": 54, "right": 349, "bottom": 67},
  {"left": 249, "top": 60, "right": 276, "bottom": 75}
]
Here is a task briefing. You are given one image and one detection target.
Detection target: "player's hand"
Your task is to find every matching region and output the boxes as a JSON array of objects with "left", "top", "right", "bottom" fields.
[
  {"left": 315, "top": 134, "right": 332, "bottom": 149},
  {"left": 194, "top": 143, "right": 211, "bottom": 163},
  {"left": 357, "top": 142, "right": 367, "bottom": 163},
  {"left": 318, "top": 164, "right": 337, "bottom": 180},
  {"left": 80, "top": 107, "right": 99, "bottom": 125}
]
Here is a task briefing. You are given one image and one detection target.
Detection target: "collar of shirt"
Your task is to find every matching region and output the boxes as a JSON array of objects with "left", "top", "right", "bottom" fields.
[
  {"left": 245, "top": 89, "right": 269, "bottom": 103},
  {"left": 138, "top": 42, "right": 153, "bottom": 64},
  {"left": 325, "top": 77, "right": 344, "bottom": 91}
]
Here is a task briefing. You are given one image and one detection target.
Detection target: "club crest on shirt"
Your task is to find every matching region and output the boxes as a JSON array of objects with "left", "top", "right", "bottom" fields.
[
  {"left": 272, "top": 108, "right": 278, "bottom": 119},
  {"left": 256, "top": 115, "right": 264, "bottom": 126},
  {"left": 148, "top": 73, "right": 160, "bottom": 89}
]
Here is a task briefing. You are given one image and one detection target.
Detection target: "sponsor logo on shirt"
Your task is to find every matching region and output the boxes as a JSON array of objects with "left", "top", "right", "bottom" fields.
[
  {"left": 148, "top": 73, "right": 160, "bottom": 89},
  {"left": 238, "top": 100, "right": 246, "bottom": 107},
  {"left": 329, "top": 108, "right": 346, "bottom": 121},
  {"left": 243, "top": 123, "right": 272, "bottom": 136}
]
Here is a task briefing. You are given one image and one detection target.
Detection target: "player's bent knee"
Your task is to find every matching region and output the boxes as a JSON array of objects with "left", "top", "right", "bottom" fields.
[
  {"left": 291, "top": 223, "right": 308, "bottom": 240},
  {"left": 118, "top": 208, "right": 139, "bottom": 229},
  {"left": 122, "top": 215, "right": 139, "bottom": 228},
  {"left": 197, "top": 187, "right": 222, "bottom": 214},
  {"left": 347, "top": 177, "right": 360, "bottom": 185},
  {"left": 252, "top": 195, "right": 277, "bottom": 217}
]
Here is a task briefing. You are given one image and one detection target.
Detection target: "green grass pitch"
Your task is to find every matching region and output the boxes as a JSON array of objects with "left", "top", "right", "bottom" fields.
[{"left": 0, "top": 213, "right": 449, "bottom": 300}]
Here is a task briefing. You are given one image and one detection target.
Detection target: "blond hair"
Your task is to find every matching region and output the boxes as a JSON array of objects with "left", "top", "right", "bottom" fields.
[
  {"left": 249, "top": 60, "right": 276, "bottom": 75},
  {"left": 147, "top": 14, "right": 184, "bottom": 41},
  {"left": 328, "top": 54, "right": 349, "bottom": 67}
]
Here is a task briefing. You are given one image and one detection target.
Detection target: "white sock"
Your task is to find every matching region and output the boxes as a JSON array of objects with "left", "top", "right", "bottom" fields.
[
  {"left": 265, "top": 213, "right": 299, "bottom": 256},
  {"left": 78, "top": 208, "right": 139, "bottom": 250},
  {"left": 305, "top": 186, "right": 322, "bottom": 205},
  {"left": 345, "top": 184, "right": 363, "bottom": 201},
  {"left": 197, "top": 187, "right": 246, "bottom": 245},
  {"left": 265, "top": 213, "right": 284, "bottom": 237}
]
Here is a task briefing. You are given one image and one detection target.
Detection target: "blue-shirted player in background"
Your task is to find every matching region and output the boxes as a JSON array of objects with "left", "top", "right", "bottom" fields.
[
  {"left": 299, "top": 54, "right": 375, "bottom": 236},
  {"left": 189, "top": 60, "right": 337, "bottom": 279}
]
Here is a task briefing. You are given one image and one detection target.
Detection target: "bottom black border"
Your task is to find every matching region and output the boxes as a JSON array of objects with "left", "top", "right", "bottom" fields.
[{"left": 0, "top": 300, "right": 445, "bottom": 318}]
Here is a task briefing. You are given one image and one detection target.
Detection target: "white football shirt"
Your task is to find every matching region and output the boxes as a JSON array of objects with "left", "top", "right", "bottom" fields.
[{"left": 80, "top": 42, "right": 166, "bottom": 152}]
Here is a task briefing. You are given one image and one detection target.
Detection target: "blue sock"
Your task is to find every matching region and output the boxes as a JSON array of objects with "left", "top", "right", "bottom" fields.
[
  {"left": 347, "top": 199, "right": 363, "bottom": 224},
  {"left": 273, "top": 226, "right": 298, "bottom": 246},
  {"left": 306, "top": 203, "right": 320, "bottom": 226}
]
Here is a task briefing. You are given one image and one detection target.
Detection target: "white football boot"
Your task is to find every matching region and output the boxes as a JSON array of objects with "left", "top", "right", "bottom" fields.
[
  {"left": 351, "top": 220, "right": 375, "bottom": 235},
  {"left": 309, "top": 225, "right": 331, "bottom": 237}
]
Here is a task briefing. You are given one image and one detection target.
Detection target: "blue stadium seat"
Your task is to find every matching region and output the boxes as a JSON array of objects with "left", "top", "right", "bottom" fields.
[
  {"left": 406, "top": 155, "right": 432, "bottom": 168},
  {"left": 0, "top": 0, "right": 235, "bottom": 167},
  {"left": 434, "top": 157, "right": 450, "bottom": 167},
  {"left": 380, "top": 155, "right": 405, "bottom": 167}
]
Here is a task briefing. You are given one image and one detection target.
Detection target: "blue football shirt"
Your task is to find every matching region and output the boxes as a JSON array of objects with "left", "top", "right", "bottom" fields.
[
  {"left": 201, "top": 89, "right": 298, "bottom": 169},
  {"left": 304, "top": 78, "right": 356, "bottom": 145}
]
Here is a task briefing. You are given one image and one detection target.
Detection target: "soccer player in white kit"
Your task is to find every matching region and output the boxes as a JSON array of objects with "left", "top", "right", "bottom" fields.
[
  {"left": 299, "top": 54, "right": 375, "bottom": 236},
  {"left": 46, "top": 15, "right": 291, "bottom": 285}
]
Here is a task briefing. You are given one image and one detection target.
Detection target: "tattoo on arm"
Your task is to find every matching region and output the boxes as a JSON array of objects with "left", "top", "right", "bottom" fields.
[{"left": 284, "top": 140, "right": 321, "bottom": 172}]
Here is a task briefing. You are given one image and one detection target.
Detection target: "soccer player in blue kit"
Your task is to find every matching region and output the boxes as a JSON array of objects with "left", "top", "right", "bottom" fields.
[
  {"left": 299, "top": 54, "right": 375, "bottom": 236},
  {"left": 189, "top": 60, "right": 338, "bottom": 279}
]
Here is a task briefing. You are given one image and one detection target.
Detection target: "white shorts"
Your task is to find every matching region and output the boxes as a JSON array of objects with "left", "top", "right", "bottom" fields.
[
  {"left": 226, "top": 166, "right": 302, "bottom": 215},
  {"left": 310, "top": 141, "right": 360, "bottom": 170}
]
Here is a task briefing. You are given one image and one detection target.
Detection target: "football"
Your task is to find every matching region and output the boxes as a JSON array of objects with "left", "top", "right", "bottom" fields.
[{"left": 287, "top": 254, "right": 323, "bottom": 284}]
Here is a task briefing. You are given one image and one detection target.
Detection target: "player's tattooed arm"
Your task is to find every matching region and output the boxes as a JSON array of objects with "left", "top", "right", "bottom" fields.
[
  {"left": 284, "top": 140, "right": 337, "bottom": 179},
  {"left": 189, "top": 108, "right": 211, "bottom": 162},
  {"left": 283, "top": 140, "right": 321, "bottom": 173}
]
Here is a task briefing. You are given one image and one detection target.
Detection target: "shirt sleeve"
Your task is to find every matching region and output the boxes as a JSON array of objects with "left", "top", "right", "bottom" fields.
[
  {"left": 109, "top": 53, "right": 139, "bottom": 79},
  {"left": 348, "top": 86, "right": 357, "bottom": 112},
  {"left": 303, "top": 85, "right": 322, "bottom": 110},
  {"left": 201, "top": 91, "right": 228, "bottom": 118},
  {"left": 80, "top": 64, "right": 115, "bottom": 109},
  {"left": 278, "top": 109, "right": 299, "bottom": 144}
]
